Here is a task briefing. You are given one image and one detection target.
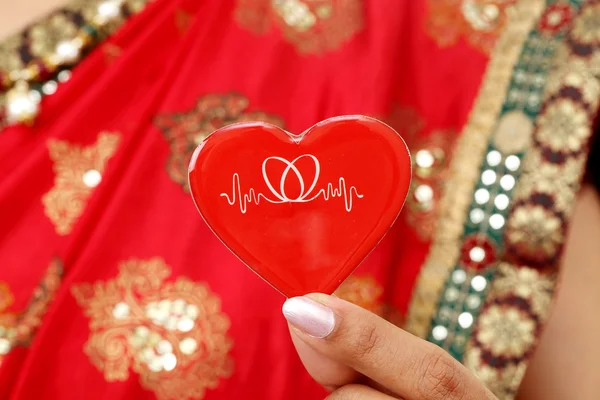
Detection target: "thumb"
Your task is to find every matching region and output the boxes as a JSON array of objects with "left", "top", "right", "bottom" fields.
[{"left": 283, "top": 294, "right": 361, "bottom": 390}]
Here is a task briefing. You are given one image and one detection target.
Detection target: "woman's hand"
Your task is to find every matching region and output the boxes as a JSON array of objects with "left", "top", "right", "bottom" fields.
[{"left": 282, "top": 294, "right": 497, "bottom": 400}]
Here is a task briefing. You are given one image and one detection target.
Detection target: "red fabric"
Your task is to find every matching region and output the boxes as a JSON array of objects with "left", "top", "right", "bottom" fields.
[{"left": 0, "top": 0, "right": 488, "bottom": 398}]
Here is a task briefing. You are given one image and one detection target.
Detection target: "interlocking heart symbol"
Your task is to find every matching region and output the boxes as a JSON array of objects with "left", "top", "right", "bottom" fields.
[
  {"left": 189, "top": 115, "right": 411, "bottom": 297},
  {"left": 221, "top": 154, "right": 364, "bottom": 214}
]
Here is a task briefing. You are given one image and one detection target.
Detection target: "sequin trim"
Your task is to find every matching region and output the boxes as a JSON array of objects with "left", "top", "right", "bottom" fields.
[
  {"left": 465, "top": 2, "right": 600, "bottom": 397},
  {"left": 406, "top": 0, "right": 547, "bottom": 341}
]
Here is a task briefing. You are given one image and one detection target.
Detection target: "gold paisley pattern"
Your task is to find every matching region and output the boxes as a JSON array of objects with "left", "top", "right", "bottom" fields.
[
  {"left": 42, "top": 132, "right": 120, "bottom": 235},
  {"left": 72, "top": 258, "right": 233, "bottom": 400},
  {"left": 426, "top": 0, "right": 517, "bottom": 55},
  {"left": 235, "top": 0, "right": 363, "bottom": 54},
  {"left": 406, "top": 0, "right": 545, "bottom": 339},
  {"left": 334, "top": 274, "right": 384, "bottom": 315},
  {"left": 154, "top": 93, "right": 284, "bottom": 192},
  {"left": 0, "top": 259, "right": 63, "bottom": 366}
]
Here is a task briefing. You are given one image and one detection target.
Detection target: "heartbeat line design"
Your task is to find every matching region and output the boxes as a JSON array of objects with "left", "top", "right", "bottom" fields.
[{"left": 220, "top": 155, "right": 364, "bottom": 214}]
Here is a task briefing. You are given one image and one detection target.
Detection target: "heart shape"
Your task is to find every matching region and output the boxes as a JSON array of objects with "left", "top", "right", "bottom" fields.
[{"left": 189, "top": 115, "right": 411, "bottom": 297}]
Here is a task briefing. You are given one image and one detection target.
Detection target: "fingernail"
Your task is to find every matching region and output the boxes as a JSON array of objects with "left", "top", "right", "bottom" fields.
[{"left": 282, "top": 297, "right": 335, "bottom": 338}]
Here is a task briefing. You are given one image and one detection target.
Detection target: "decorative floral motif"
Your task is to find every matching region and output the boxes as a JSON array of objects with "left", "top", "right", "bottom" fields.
[
  {"left": 536, "top": 99, "right": 590, "bottom": 154},
  {"left": 515, "top": 149, "right": 585, "bottom": 213},
  {"left": 493, "top": 263, "right": 554, "bottom": 318},
  {"left": 29, "top": 13, "right": 79, "bottom": 60},
  {"left": 235, "top": 0, "right": 363, "bottom": 54},
  {"left": 425, "top": 0, "right": 517, "bottom": 55},
  {"left": 72, "top": 258, "right": 233, "bottom": 400},
  {"left": 380, "top": 105, "right": 456, "bottom": 240},
  {"left": 0, "top": 35, "right": 24, "bottom": 78},
  {"left": 459, "top": 234, "right": 497, "bottom": 271},
  {"left": 506, "top": 204, "right": 564, "bottom": 265},
  {"left": 538, "top": 3, "right": 573, "bottom": 34},
  {"left": 475, "top": 304, "right": 535, "bottom": 358},
  {"left": 335, "top": 274, "right": 384, "bottom": 315},
  {"left": 380, "top": 104, "right": 425, "bottom": 146},
  {"left": 406, "top": 130, "right": 456, "bottom": 240},
  {"left": 464, "top": 349, "right": 526, "bottom": 399},
  {"left": 154, "top": 93, "right": 283, "bottom": 192},
  {"left": 42, "top": 132, "right": 120, "bottom": 235},
  {"left": 571, "top": 3, "right": 600, "bottom": 46},
  {"left": 0, "top": 259, "right": 63, "bottom": 366}
]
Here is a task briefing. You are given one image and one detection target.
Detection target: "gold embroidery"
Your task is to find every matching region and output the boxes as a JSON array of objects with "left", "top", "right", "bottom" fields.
[
  {"left": 493, "top": 263, "right": 553, "bottom": 318},
  {"left": 514, "top": 149, "right": 585, "bottom": 214},
  {"left": 464, "top": 350, "right": 526, "bottom": 400},
  {"left": 464, "top": 3, "right": 600, "bottom": 397},
  {"left": 29, "top": 13, "right": 79, "bottom": 60},
  {"left": 42, "top": 132, "right": 120, "bottom": 235},
  {"left": 335, "top": 274, "right": 384, "bottom": 315},
  {"left": 381, "top": 105, "right": 456, "bottom": 241},
  {"left": 381, "top": 104, "right": 425, "bottom": 146},
  {"left": 426, "top": 0, "right": 517, "bottom": 55},
  {"left": 0, "top": 34, "right": 24, "bottom": 76},
  {"left": 72, "top": 258, "right": 233, "bottom": 400},
  {"left": 154, "top": 93, "right": 284, "bottom": 192},
  {"left": 571, "top": 3, "right": 600, "bottom": 45},
  {"left": 406, "top": 130, "right": 456, "bottom": 241},
  {"left": 536, "top": 99, "right": 590, "bottom": 153},
  {"left": 175, "top": 9, "right": 194, "bottom": 34},
  {"left": 491, "top": 110, "right": 533, "bottom": 154},
  {"left": 0, "top": 283, "right": 13, "bottom": 311},
  {"left": 235, "top": 0, "right": 363, "bottom": 54},
  {"left": 0, "top": 259, "right": 63, "bottom": 366},
  {"left": 475, "top": 305, "right": 535, "bottom": 358},
  {"left": 506, "top": 204, "right": 564, "bottom": 264},
  {"left": 102, "top": 43, "right": 122, "bottom": 65},
  {"left": 406, "top": 0, "right": 545, "bottom": 339}
]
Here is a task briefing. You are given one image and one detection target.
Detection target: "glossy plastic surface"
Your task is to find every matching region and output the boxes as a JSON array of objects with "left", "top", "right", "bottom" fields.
[{"left": 189, "top": 115, "right": 411, "bottom": 297}]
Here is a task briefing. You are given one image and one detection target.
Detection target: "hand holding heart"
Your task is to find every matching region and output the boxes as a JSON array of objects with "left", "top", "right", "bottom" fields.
[{"left": 282, "top": 294, "right": 497, "bottom": 400}]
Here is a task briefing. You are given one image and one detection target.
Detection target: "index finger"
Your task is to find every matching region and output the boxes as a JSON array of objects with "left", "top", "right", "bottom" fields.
[{"left": 283, "top": 294, "right": 496, "bottom": 400}]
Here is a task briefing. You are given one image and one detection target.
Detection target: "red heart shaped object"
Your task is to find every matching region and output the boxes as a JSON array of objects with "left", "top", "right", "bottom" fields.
[{"left": 189, "top": 115, "right": 411, "bottom": 297}]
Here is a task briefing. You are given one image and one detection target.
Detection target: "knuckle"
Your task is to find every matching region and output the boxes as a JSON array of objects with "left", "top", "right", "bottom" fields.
[
  {"left": 353, "top": 322, "right": 382, "bottom": 360},
  {"left": 416, "top": 347, "right": 467, "bottom": 400}
]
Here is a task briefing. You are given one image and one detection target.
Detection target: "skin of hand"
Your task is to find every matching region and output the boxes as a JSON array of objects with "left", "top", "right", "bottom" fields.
[{"left": 282, "top": 294, "right": 497, "bottom": 400}]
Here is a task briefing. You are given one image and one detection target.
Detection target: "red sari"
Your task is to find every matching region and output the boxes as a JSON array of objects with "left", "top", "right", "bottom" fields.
[{"left": 0, "top": 0, "right": 598, "bottom": 399}]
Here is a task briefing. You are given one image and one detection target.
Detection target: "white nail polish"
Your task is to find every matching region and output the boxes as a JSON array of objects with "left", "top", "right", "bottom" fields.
[{"left": 282, "top": 297, "right": 335, "bottom": 338}]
